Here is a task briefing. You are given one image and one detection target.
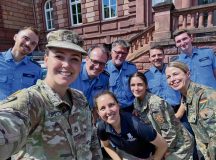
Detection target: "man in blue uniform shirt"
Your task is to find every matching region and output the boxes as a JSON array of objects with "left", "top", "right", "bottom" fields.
[
  {"left": 0, "top": 26, "right": 42, "bottom": 100},
  {"left": 70, "top": 44, "right": 110, "bottom": 109},
  {"left": 106, "top": 39, "right": 137, "bottom": 112},
  {"left": 173, "top": 29, "right": 216, "bottom": 89},
  {"left": 145, "top": 45, "right": 181, "bottom": 107}
]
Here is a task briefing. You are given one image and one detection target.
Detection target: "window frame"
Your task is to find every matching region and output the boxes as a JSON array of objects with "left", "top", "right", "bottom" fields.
[
  {"left": 102, "top": 0, "right": 117, "bottom": 20},
  {"left": 44, "top": 0, "right": 55, "bottom": 31},
  {"left": 69, "top": 0, "right": 82, "bottom": 26}
]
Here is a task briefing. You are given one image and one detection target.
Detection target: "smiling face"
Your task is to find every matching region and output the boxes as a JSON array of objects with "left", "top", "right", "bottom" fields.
[
  {"left": 149, "top": 48, "right": 165, "bottom": 70},
  {"left": 174, "top": 32, "right": 193, "bottom": 54},
  {"left": 96, "top": 93, "right": 120, "bottom": 126},
  {"left": 165, "top": 66, "right": 190, "bottom": 94},
  {"left": 44, "top": 48, "right": 82, "bottom": 89},
  {"left": 130, "top": 76, "right": 147, "bottom": 100},
  {"left": 13, "top": 29, "right": 39, "bottom": 57},
  {"left": 86, "top": 48, "right": 108, "bottom": 78}
]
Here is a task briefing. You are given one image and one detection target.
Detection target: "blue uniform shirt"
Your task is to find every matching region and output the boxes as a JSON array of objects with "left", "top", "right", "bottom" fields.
[
  {"left": 70, "top": 61, "right": 109, "bottom": 109},
  {"left": 97, "top": 112, "right": 156, "bottom": 159},
  {"left": 106, "top": 60, "right": 137, "bottom": 108},
  {"left": 145, "top": 64, "right": 181, "bottom": 106},
  {"left": 176, "top": 48, "right": 216, "bottom": 89},
  {"left": 0, "top": 49, "right": 42, "bottom": 100}
]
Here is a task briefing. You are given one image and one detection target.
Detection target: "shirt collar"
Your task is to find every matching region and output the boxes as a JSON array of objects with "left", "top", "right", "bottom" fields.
[
  {"left": 105, "top": 112, "right": 128, "bottom": 135},
  {"left": 150, "top": 64, "right": 166, "bottom": 73},
  {"left": 37, "top": 80, "right": 71, "bottom": 111},
  {"left": 135, "top": 92, "right": 151, "bottom": 111},
  {"left": 181, "top": 48, "right": 198, "bottom": 59},
  {"left": 184, "top": 81, "right": 195, "bottom": 104},
  {"left": 108, "top": 60, "right": 127, "bottom": 72},
  {"left": 4, "top": 48, "right": 29, "bottom": 65}
]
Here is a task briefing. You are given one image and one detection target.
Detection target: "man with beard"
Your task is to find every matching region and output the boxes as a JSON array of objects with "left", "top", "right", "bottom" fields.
[
  {"left": 106, "top": 39, "right": 137, "bottom": 112},
  {"left": 0, "top": 26, "right": 42, "bottom": 100}
]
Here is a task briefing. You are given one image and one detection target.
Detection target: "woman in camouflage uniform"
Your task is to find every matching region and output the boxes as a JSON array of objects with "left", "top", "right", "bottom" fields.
[
  {"left": 0, "top": 29, "right": 102, "bottom": 160},
  {"left": 166, "top": 61, "right": 216, "bottom": 160},
  {"left": 129, "top": 72, "right": 194, "bottom": 160}
]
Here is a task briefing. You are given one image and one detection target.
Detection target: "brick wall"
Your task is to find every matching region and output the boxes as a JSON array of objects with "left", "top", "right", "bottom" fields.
[{"left": 0, "top": 0, "right": 35, "bottom": 51}]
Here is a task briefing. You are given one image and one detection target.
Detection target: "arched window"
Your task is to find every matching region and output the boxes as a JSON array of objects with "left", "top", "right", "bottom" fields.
[
  {"left": 102, "top": 0, "right": 117, "bottom": 20},
  {"left": 44, "top": 0, "right": 55, "bottom": 30},
  {"left": 70, "top": 0, "right": 82, "bottom": 25}
]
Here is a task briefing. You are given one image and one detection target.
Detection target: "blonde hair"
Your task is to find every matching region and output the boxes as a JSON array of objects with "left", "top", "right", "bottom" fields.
[{"left": 167, "top": 61, "right": 189, "bottom": 73}]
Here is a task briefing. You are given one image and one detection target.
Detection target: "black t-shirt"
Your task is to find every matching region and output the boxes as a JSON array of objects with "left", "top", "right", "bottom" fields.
[{"left": 97, "top": 112, "right": 157, "bottom": 158}]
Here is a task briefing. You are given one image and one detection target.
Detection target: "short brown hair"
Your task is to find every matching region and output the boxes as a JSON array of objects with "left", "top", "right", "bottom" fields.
[
  {"left": 150, "top": 45, "right": 164, "bottom": 54},
  {"left": 18, "top": 26, "right": 39, "bottom": 36},
  {"left": 173, "top": 29, "right": 191, "bottom": 39}
]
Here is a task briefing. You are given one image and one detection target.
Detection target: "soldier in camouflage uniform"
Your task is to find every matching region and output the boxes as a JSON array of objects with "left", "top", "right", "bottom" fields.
[
  {"left": 0, "top": 29, "right": 102, "bottom": 160},
  {"left": 129, "top": 72, "right": 194, "bottom": 160},
  {"left": 166, "top": 61, "right": 216, "bottom": 160}
]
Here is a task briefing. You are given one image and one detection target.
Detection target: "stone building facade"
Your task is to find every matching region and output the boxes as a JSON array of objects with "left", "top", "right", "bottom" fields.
[{"left": 0, "top": 0, "right": 216, "bottom": 71}]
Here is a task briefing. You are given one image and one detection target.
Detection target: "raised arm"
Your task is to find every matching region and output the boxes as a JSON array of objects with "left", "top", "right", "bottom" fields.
[{"left": 0, "top": 90, "right": 42, "bottom": 159}]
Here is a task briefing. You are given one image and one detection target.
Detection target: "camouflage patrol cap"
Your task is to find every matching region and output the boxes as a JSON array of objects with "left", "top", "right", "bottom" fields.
[{"left": 46, "top": 29, "right": 87, "bottom": 55}]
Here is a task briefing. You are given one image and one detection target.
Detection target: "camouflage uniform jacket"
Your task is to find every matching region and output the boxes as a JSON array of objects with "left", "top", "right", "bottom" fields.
[
  {"left": 182, "top": 81, "right": 216, "bottom": 160},
  {"left": 0, "top": 80, "right": 102, "bottom": 160},
  {"left": 134, "top": 92, "right": 193, "bottom": 160}
]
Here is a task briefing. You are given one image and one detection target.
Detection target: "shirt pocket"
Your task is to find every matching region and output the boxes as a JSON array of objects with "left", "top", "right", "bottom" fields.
[
  {"left": 198, "top": 57, "right": 212, "bottom": 67},
  {"left": 0, "top": 75, "right": 13, "bottom": 96}
]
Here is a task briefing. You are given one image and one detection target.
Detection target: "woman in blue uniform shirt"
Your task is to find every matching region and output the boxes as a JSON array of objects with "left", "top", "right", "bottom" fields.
[{"left": 94, "top": 91, "right": 168, "bottom": 160}]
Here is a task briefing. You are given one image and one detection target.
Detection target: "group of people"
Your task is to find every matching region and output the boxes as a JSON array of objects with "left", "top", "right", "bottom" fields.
[{"left": 0, "top": 26, "right": 215, "bottom": 160}]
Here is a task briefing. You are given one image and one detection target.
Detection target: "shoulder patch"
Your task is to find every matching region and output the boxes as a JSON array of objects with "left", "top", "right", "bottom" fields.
[
  {"left": 199, "top": 97, "right": 208, "bottom": 104},
  {"left": 30, "top": 59, "right": 41, "bottom": 67},
  {"left": 199, "top": 108, "right": 213, "bottom": 120},
  {"left": 154, "top": 114, "right": 165, "bottom": 124},
  {"left": 127, "top": 61, "right": 135, "bottom": 65},
  {"left": 170, "top": 56, "right": 179, "bottom": 62}
]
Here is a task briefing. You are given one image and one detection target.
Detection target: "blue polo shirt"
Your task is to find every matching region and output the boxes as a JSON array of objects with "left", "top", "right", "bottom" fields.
[
  {"left": 97, "top": 112, "right": 156, "bottom": 159},
  {"left": 106, "top": 60, "right": 137, "bottom": 108},
  {"left": 176, "top": 48, "right": 216, "bottom": 89},
  {"left": 70, "top": 61, "right": 109, "bottom": 108},
  {"left": 0, "top": 49, "right": 42, "bottom": 100},
  {"left": 145, "top": 64, "right": 181, "bottom": 106}
]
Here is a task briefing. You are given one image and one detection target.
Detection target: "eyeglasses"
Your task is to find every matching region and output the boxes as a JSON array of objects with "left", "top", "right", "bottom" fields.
[
  {"left": 88, "top": 56, "right": 107, "bottom": 67},
  {"left": 113, "top": 50, "right": 128, "bottom": 55}
]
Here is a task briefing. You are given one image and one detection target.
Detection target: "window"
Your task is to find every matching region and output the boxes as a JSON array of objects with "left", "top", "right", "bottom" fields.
[
  {"left": 70, "top": 0, "right": 82, "bottom": 25},
  {"left": 152, "top": 0, "right": 174, "bottom": 6},
  {"left": 44, "top": 0, "right": 55, "bottom": 30},
  {"left": 102, "top": 0, "right": 117, "bottom": 20}
]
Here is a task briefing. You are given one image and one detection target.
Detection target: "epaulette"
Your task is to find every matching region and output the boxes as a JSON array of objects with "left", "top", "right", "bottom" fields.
[
  {"left": 30, "top": 59, "right": 41, "bottom": 67},
  {"left": 127, "top": 61, "right": 136, "bottom": 65},
  {"left": 198, "top": 47, "right": 212, "bottom": 50},
  {"left": 102, "top": 70, "right": 110, "bottom": 77},
  {"left": 144, "top": 69, "right": 150, "bottom": 74},
  {"left": 170, "top": 56, "right": 179, "bottom": 62}
]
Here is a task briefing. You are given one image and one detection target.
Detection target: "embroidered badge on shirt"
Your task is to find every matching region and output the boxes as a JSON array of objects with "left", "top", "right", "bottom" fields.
[
  {"left": 199, "top": 98, "right": 208, "bottom": 104},
  {"left": 155, "top": 114, "right": 165, "bottom": 124},
  {"left": 199, "top": 108, "right": 213, "bottom": 120},
  {"left": 23, "top": 73, "right": 35, "bottom": 78}
]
